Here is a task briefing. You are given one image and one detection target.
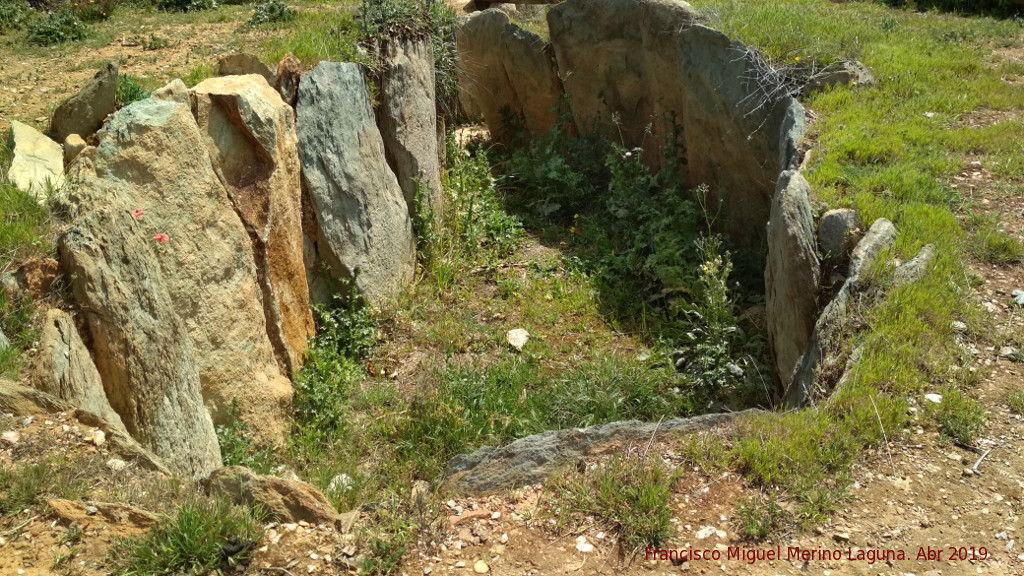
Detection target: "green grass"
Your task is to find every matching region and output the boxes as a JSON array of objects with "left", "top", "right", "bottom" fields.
[
  {"left": 965, "top": 212, "right": 1024, "bottom": 264},
  {"left": 736, "top": 493, "right": 784, "bottom": 540},
  {"left": 930, "top": 386, "right": 986, "bottom": 443},
  {"left": 108, "top": 496, "right": 264, "bottom": 576},
  {"left": 0, "top": 460, "right": 92, "bottom": 516},
  {"left": 548, "top": 454, "right": 680, "bottom": 552},
  {"left": 1006, "top": 391, "right": 1024, "bottom": 415},
  {"left": 260, "top": 8, "right": 366, "bottom": 67}
]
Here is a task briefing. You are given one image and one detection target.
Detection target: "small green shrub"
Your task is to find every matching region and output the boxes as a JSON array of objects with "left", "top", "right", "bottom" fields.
[
  {"left": 181, "top": 64, "right": 214, "bottom": 87},
  {"left": 216, "top": 398, "right": 276, "bottom": 473},
  {"left": 931, "top": 387, "right": 985, "bottom": 444},
  {"left": 361, "top": 536, "right": 407, "bottom": 576},
  {"left": 108, "top": 497, "right": 263, "bottom": 576},
  {"left": 549, "top": 454, "right": 680, "bottom": 552},
  {"left": 736, "top": 494, "right": 783, "bottom": 540},
  {"left": 0, "top": 0, "right": 33, "bottom": 34},
  {"left": 1007, "top": 392, "right": 1024, "bottom": 415},
  {"left": 248, "top": 0, "right": 293, "bottom": 25},
  {"left": 357, "top": 0, "right": 420, "bottom": 40},
  {"left": 26, "top": 8, "right": 87, "bottom": 46},
  {"left": 116, "top": 74, "right": 150, "bottom": 108}
]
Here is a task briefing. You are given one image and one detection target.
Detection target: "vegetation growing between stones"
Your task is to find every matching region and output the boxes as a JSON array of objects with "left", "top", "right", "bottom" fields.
[
  {"left": 548, "top": 454, "right": 681, "bottom": 552},
  {"left": 0, "top": 459, "right": 91, "bottom": 515},
  {"left": 116, "top": 74, "right": 151, "bottom": 108},
  {"left": 108, "top": 496, "right": 264, "bottom": 576}
]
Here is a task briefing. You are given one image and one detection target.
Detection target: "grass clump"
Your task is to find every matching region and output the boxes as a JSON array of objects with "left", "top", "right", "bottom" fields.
[
  {"left": 736, "top": 493, "right": 784, "bottom": 540},
  {"left": 180, "top": 63, "right": 214, "bottom": 87},
  {"left": 0, "top": 461, "right": 91, "bottom": 516},
  {"left": 108, "top": 497, "right": 263, "bottom": 576},
  {"left": 1006, "top": 392, "right": 1024, "bottom": 415},
  {"left": 247, "top": 0, "right": 293, "bottom": 25},
  {"left": 549, "top": 454, "right": 680, "bottom": 552},
  {"left": 930, "top": 386, "right": 985, "bottom": 444},
  {"left": 26, "top": 8, "right": 87, "bottom": 45},
  {"left": 965, "top": 213, "right": 1024, "bottom": 265},
  {"left": 116, "top": 74, "right": 150, "bottom": 108}
]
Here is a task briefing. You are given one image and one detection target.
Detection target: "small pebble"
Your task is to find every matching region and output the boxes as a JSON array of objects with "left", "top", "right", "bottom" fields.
[{"left": 473, "top": 560, "right": 489, "bottom": 574}]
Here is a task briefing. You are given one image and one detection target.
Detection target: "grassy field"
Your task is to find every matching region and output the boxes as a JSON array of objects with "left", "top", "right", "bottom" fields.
[{"left": 0, "top": 0, "right": 1022, "bottom": 571}]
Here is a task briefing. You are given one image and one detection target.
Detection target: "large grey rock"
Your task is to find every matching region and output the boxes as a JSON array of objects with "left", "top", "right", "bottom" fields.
[
  {"left": 765, "top": 171, "right": 820, "bottom": 394},
  {"left": 151, "top": 79, "right": 189, "bottom": 104},
  {"left": 818, "top": 208, "right": 860, "bottom": 262},
  {"left": 50, "top": 61, "right": 118, "bottom": 142},
  {"left": 191, "top": 75, "right": 315, "bottom": 375},
  {"left": 377, "top": 38, "right": 444, "bottom": 222},
  {"left": 785, "top": 219, "right": 896, "bottom": 407},
  {"left": 445, "top": 412, "right": 748, "bottom": 494},
  {"left": 546, "top": 0, "right": 805, "bottom": 249},
  {"left": 457, "top": 12, "right": 566, "bottom": 141},
  {"left": 296, "top": 62, "right": 415, "bottom": 305},
  {"left": 32, "top": 309, "right": 127, "bottom": 434},
  {"left": 8, "top": 120, "right": 65, "bottom": 201},
  {"left": 59, "top": 98, "right": 298, "bottom": 477}
]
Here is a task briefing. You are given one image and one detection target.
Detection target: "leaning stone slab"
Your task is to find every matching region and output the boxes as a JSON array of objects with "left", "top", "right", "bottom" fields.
[
  {"left": 8, "top": 120, "right": 65, "bottom": 202},
  {"left": 50, "top": 61, "right": 118, "bottom": 142},
  {"left": 191, "top": 75, "right": 315, "bottom": 375},
  {"left": 765, "top": 171, "right": 820, "bottom": 397},
  {"left": 444, "top": 411, "right": 749, "bottom": 494},
  {"left": 296, "top": 62, "right": 415, "bottom": 306},
  {"left": 377, "top": 37, "right": 443, "bottom": 222}
]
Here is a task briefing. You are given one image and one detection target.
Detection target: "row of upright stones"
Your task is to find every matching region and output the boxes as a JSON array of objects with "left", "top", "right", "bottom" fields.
[
  {"left": 10, "top": 37, "right": 440, "bottom": 477},
  {"left": 458, "top": 0, "right": 914, "bottom": 408}
]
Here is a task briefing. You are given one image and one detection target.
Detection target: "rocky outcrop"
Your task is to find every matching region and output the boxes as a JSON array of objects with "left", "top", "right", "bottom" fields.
[
  {"left": 191, "top": 75, "right": 314, "bottom": 374},
  {"left": 377, "top": 38, "right": 443, "bottom": 221},
  {"left": 785, "top": 219, "right": 896, "bottom": 407},
  {"left": 8, "top": 120, "right": 65, "bottom": 201},
  {"left": 456, "top": 11, "right": 565, "bottom": 140},
  {"left": 205, "top": 466, "right": 340, "bottom": 525},
  {"left": 58, "top": 98, "right": 297, "bottom": 476},
  {"left": 765, "top": 171, "right": 820, "bottom": 394},
  {"left": 33, "top": 309, "right": 127, "bottom": 434},
  {"left": 445, "top": 412, "right": 747, "bottom": 494},
  {"left": 296, "top": 62, "right": 415, "bottom": 305},
  {"left": 50, "top": 61, "right": 118, "bottom": 142},
  {"left": 217, "top": 53, "right": 276, "bottom": 86}
]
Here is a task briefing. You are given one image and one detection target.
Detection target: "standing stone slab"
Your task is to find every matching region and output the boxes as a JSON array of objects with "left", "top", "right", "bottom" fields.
[
  {"left": 50, "top": 62, "right": 118, "bottom": 142},
  {"left": 377, "top": 38, "right": 444, "bottom": 222},
  {"left": 499, "top": 24, "right": 565, "bottom": 139},
  {"left": 33, "top": 309, "right": 127, "bottom": 435},
  {"left": 59, "top": 99, "right": 295, "bottom": 475},
  {"left": 296, "top": 62, "right": 415, "bottom": 306},
  {"left": 191, "top": 75, "right": 315, "bottom": 375},
  {"left": 765, "top": 171, "right": 820, "bottom": 394},
  {"left": 456, "top": 10, "right": 516, "bottom": 137},
  {"left": 8, "top": 120, "right": 65, "bottom": 201}
]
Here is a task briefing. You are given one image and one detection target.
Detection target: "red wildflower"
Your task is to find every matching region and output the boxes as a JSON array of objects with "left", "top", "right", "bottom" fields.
[
  {"left": 153, "top": 233, "right": 169, "bottom": 244},
  {"left": 131, "top": 209, "right": 144, "bottom": 218}
]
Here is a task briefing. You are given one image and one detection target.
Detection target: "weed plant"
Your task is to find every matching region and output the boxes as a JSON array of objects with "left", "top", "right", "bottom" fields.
[
  {"left": 115, "top": 74, "right": 150, "bottom": 108},
  {"left": 247, "top": 0, "right": 292, "bottom": 26},
  {"left": 26, "top": 8, "right": 86, "bottom": 45}
]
